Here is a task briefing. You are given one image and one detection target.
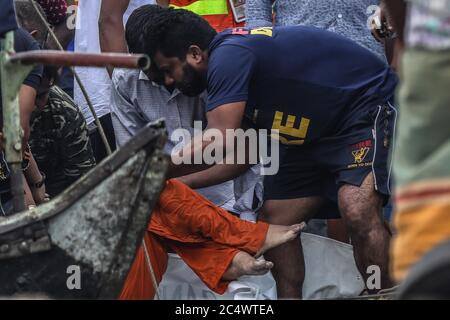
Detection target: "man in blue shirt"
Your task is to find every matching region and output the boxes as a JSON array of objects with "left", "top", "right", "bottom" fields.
[{"left": 142, "top": 8, "right": 397, "bottom": 298}]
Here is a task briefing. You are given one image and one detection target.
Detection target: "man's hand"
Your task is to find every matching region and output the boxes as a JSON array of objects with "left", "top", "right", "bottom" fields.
[
  {"left": 168, "top": 102, "right": 247, "bottom": 179},
  {"left": 99, "top": 0, "right": 131, "bottom": 76},
  {"left": 370, "top": 3, "right": 394, "bottom": 44}
]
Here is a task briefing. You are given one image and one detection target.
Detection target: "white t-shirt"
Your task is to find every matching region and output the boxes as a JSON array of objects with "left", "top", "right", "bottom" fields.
[{"left": 74, "top": 0, "right": 154, "bottom": 125}]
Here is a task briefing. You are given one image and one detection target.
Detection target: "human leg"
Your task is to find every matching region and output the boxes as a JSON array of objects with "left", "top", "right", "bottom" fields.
[
  {"left": 338, "top": 173, "right": 392, "bottom": 290},
  {"left": 258, "top": 197, "right": 325, "bottom": 299}
]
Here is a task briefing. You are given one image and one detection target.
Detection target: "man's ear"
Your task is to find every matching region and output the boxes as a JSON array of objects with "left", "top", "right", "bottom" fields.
[
  {"left": 29, "top": 30, "right": 39, "bottom": 39},
  {"left": 187, "top": 45, "right": 204, "bottom": 65}
]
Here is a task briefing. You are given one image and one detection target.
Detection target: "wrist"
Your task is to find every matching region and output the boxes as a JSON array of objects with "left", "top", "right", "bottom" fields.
[{"left": 30, "top": 171, "right": 46, "bottom": 189}]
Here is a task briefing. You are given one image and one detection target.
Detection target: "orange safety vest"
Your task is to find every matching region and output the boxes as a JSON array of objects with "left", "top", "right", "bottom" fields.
[{"left": 169, "top": 0, "right": 244, "bottom": 32}]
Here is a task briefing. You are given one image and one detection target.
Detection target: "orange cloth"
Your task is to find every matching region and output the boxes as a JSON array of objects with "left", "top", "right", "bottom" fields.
[
  {"left": 120, "top": 179, "right": 269, "bottom": 299},
  {"left": 119, "top": 232, "right": 168, "bottom": 300},
  {"left": 391, "top": 179, "right": 450, "bottom": 282}
]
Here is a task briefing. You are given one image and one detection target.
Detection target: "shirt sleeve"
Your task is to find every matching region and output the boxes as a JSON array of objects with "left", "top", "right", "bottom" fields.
[
  {"left": 14, "top": 29, "right": 43, "bottom": 90},
  {"left": 207, "top": 45, "right": 256, "bottom": 112},
  {"left": 110, "top": 72, "right": 148, "bottom": 147},
  {"left": 245, "top": 0, "right": 273, "bottom": 28}
]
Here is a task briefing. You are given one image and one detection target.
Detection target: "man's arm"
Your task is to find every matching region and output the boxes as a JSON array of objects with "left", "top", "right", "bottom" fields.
[
  {"left": 168, "top": 101, "right": 247, "bottom": 179},
  {"left": 178, "top": 163, "right": 252, "bottom": 189},
  {"left": 99, "top": 0, "right": 130, "bottom": 53},
  {"left": 99, "top": 0, "right": 131, "bottom": 76},
  {"left": 24, "top": 151, "right": 49, "bottom": 204},
  {"left": 19, "top": 84, "right": 37, "bottom": 143}
]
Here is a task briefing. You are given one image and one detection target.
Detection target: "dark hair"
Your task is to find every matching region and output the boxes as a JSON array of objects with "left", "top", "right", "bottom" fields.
[
  {"left": 141, "top": 7, "right": 217, "bottom": 61},
  {"left": 126, "top": 5, "right": 167, "bottom": 54},
  {"left": 14, "top": 0, "right": 48, "bottom": 45}
]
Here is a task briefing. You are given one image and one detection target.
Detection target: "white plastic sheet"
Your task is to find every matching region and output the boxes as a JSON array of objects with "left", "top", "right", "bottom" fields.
[{"left": 157, "top": 233, "right": 365, "bottom": 300}]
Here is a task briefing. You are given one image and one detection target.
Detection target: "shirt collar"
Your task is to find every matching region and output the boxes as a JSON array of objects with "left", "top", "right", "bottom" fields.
[{"left": 139, "top": 71, "right": 182, "bottom": 100}]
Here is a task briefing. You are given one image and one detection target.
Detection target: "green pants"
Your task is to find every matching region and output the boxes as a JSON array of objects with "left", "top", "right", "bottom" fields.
[{"left": 394, "top": 49, "right": 450, "bottom": 188}]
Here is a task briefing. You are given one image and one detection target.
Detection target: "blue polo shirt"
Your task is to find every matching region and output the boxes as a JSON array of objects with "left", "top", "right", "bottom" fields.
[
  {"left": 207, "top": 26, "right": 398, "bottom": 145},
  {"left": 0, "top": 0, "right": 18, "bottom": 37}
]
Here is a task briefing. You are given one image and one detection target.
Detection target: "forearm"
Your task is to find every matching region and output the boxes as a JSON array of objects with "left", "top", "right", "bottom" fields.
[
  {"left": 99, "top": 17, "right": 128, "bottom": 54},
  {"left": 24, "top": 151, "right": 49, "bottom": 204},
  {"left": 178, "top": 163, "right": 251, "bottom": 189},
  {"left": 99, "top": 0, "right": 130, "bottom": 54},
  {"left": 23, "top": 152, "right": 43, "bottom": 187},
  {"left": 167, "top": 160, "right": 212, "bottom": 180},
  {"left": 19, "top": 85, "right": 37, "bottom": 144},
  {"left": 23, "top": 174, "right": 36, "bottom": 208}
]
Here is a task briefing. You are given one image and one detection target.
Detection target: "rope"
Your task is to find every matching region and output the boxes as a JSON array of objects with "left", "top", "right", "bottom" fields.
[{"left": 142, "top": 238, "right": 161, "bottom": 300}]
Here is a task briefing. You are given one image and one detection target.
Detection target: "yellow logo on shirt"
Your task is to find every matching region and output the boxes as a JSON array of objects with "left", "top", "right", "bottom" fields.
[
  {"left": 271, "top": 111, "right": 310, "bottom": 145},
  {"left": 250, "top": 27, "right": 273, "bottom": 37}
]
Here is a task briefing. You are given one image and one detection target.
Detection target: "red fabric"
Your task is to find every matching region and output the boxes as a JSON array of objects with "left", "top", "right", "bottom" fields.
[
  {"left": 120, "top": 179, "right": 269, "bottom": 299},
  {"left": 36, "top": 0, "right": 68, "bottom": 25}
]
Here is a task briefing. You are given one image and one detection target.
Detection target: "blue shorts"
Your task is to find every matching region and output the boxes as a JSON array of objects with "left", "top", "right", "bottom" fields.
[{"left": 263, "top": 102, "right": 397, "bottom": 219}]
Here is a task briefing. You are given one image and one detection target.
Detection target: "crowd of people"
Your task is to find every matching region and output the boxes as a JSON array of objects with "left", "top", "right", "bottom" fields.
[{"left": 0, "top": 0, "right": 449, "bottom": 300}]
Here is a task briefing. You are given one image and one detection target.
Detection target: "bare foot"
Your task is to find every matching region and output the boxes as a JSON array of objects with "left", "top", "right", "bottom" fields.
[
  {"left": 222, "top": 251, "right": 274, "bottom": 281},
  {"left": 255, "top": 223, "right": 305, "bottom": 258}
]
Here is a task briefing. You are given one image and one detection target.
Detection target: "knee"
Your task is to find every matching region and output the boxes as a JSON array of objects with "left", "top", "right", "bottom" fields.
[
  {"left": 340, "top": 204, "right": 373, "bottom": 236},
  {"left": 258, "top": 203, "right": 282, "bottom": 224}
]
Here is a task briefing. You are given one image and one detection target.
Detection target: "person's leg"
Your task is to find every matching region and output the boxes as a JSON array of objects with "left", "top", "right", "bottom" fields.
[
  {"left": 327, "top": 219, "right": 349, "bottom": 243},
  {"left": 149, "top": 179, "right": 302, "bottom": 255},
  {"left": 167, "top": 240, "right": 274, "bottom": 295},
  {"left": 338, "top": 173, "right": 392, "bottom": 290},
  {"left": 258, "top": 197, "right": 325, "bottom": 299}
]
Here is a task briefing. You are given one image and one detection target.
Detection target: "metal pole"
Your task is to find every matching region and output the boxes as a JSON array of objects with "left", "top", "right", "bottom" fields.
[
  {"left": 0, "top": 32, "right": 30, "bottom": 213},
  {"left": 142, "top": 239, "right": 161, "bottom": 300},
  {"left": 10, "top": 51, "right": 150, "bottom": 69}
]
